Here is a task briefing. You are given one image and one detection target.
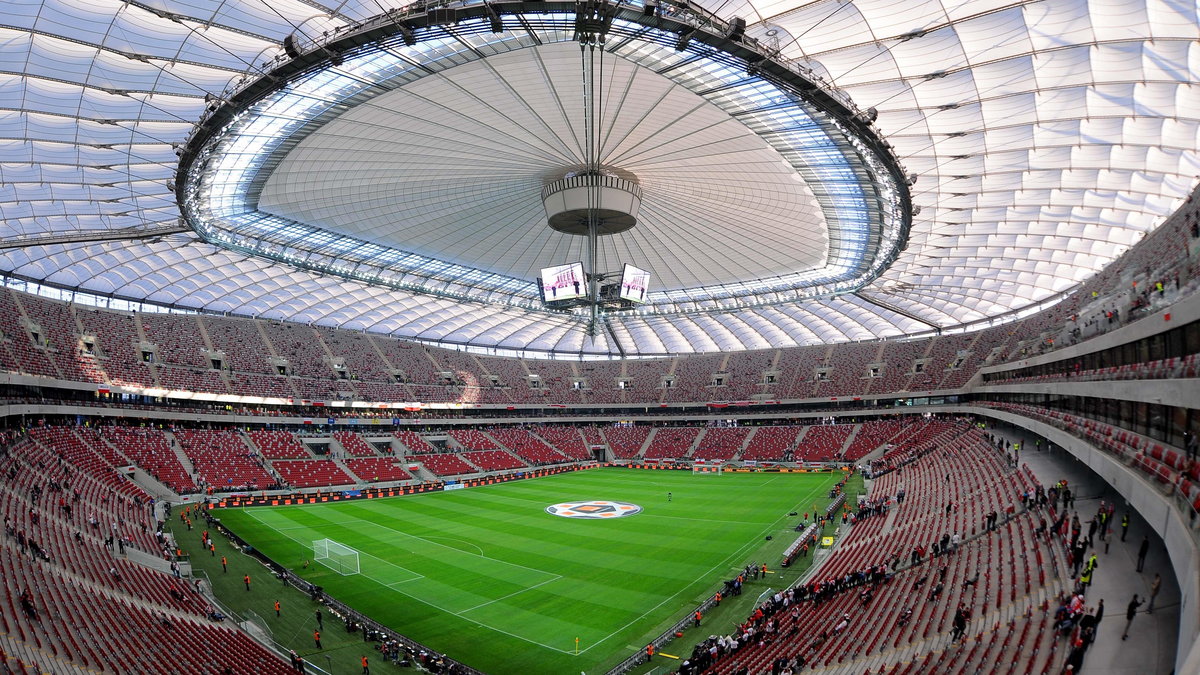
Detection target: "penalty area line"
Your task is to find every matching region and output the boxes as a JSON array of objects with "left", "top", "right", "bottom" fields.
[
  {"left": 244, "top": 507, "right": 579, "bottom": 654},
  {"left": 458, "top": 574, "right": 564, "bottom": 614},
  {"left": 243, "top": 509, "right": 425, "bottom": 584}
]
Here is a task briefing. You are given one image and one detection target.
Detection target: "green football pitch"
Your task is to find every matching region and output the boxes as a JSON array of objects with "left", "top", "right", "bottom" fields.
[{"left": 213, "top": 467, "right": 838, "bottom": 674}]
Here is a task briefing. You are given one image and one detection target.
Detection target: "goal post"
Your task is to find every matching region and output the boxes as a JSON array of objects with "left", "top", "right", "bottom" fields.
[
  {"left": 691, "top": 463, "right": 724, "bottom": 475},
  {"left": 312, "top": 538, "right": 360, "bottom": 575}
]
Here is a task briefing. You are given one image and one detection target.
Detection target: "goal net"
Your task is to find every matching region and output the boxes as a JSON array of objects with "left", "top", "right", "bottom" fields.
[
  {"left": 313, "top": 539, "right": 360, "bottom": 575},
  {"left": 691, "top": 463, "right": 724, "bottom": 475}
]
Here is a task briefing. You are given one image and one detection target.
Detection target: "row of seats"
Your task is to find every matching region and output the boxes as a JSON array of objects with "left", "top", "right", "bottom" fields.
[
  {"left": 271, "top": 459, "right": 355, "bottom": 488},
  {"left": 643, "top": 427, "right": 701, "bottom": 460},
  {"left": 988, "top": 353, "right": 1200, "bottom": 385},
  {"left": 0, "top": 291, "right": 1028, "bottom": 403},
  {"left": 174, "top": 430, "right": 275, "bottom": 491},
  {"left": 459, "top": 450, "right": 526, "bottom": 472},
  {"left": 691, "top": 427, "right": 750, "bottom": 462},
  {"left": 343, "top": 457, "right": 413, "bottom": 483},
  {"left": 5, "top": 251, "right": 1197, "bottom": 406},
  {"left": 843, "top": 420, "right": 908, "bottom": 461},
  {"left": 411, "top": 453, "right": 478, "bottom": 477},
  {"left": 740, "top": 426, "right": 802, "bottom": 462},
  {"left": 696, "top": 422, "right": 1068, "bottom": 675},
  {"left": 332, "top": 431, "right": 378, "bottom": 457},
  {"left": 980, "top": 402, "right": 1200, "bottom": 512},
  {"left": 485, "top": 428, "right": 570, "bottom": 465},
  {"left": 247, "top": 429, "right": 310, "bottom": 459},
  {"left": 797, "top": 424, "right": 855, "bottom": 462},
  {"left": 21, "top": 188, "right": 1200, "bottom": 405},
  {"left": 98, "top": 427, "right": 195, "bottom": 494},
  {"left": 0, "top": 431, "right": 293, "bottom": 674}
]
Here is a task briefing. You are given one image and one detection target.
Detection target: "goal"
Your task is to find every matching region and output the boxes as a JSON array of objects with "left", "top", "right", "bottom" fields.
[
  {"left": 313, "top": 539, "right": 360, "bottom": 575},
  {"left": 691, "top": 463, "right": 724, "bottom": 475}
]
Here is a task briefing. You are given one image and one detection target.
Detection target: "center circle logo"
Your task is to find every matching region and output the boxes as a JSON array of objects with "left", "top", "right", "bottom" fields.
[{"left": 545, "top": 500, "right": 642, "bottom": 519}]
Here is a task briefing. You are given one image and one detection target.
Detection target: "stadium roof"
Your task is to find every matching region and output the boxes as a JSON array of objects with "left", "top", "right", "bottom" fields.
[{"left": 0, "top": 0, "right": 1196, "bottom": 357}]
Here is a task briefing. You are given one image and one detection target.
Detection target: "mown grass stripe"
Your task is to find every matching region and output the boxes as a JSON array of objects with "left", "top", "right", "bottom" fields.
[{"left": 215, "top": 467, "right": 839, "bottom": 674}]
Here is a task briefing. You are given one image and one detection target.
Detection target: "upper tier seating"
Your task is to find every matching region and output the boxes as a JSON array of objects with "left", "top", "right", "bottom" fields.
[
  {"left": 155, "top": 365, "right": 229, "bottom": 393},
  {"left": 871, "top": 340, "right": 926, "bottom": 394},
  {"left": 773, "top": 345, "right": 828, "bottom": 399},
  {"left": 815, "top": 342, "right": 877, "bottom": 398},
  {"left": 523, "top": 359, "right": 583, "bottom": 404},
  {"left": 3, "top": 183, "right": 1199, "bottom": 409},
  {"left": 258, "top": 322, "right": 333, "bottom": 379},
  {"left": 16, "top": 294, "right": 92, "bottom": 383},
  {"left": 577, "top": 360, "right": 624, "bottom": 404},
  {"left": 374, "top": 341, "right": 441, "bottom": 386},
  {"left": 319, "top": 330, "right": 394, "bottom": 382},
  {"left": 139, "top": 313, "right": 208, "bottom": 368},
  {"left": 980, "top": 402, "right": 1200, "bottom": 511},
  {"left": 202, "top": 316, "right": 273, "bottom": 374},
  {"left": 720, "top": 351, "right": 774, "bottom": 399},
  {"left": 0, "top": 289, "right": 58, "bottom": 378},
  {"left": 663, "top": 353, "right": 725, "bottom": 402},
  {"left": 75, "top": 306, "right": 149, "bottom": 387},
  {"left": 226, "top": 372, "right": 292, "bottom": 399}
]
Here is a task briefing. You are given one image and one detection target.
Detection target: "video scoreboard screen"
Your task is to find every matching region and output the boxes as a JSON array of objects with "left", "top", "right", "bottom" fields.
[
  {"left": 538, "top": 262, "right": 586, "bottom": 302},
  {"left": 618, "top": 264, "right": 651, "bottom": 304}
]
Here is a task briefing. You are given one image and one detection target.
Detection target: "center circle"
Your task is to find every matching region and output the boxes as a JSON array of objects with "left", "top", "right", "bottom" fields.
[{"left": 545, "top": 500, "right": 643, "bottom": 519}]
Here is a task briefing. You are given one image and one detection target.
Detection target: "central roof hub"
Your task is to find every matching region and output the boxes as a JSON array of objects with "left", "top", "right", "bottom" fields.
[{"left": 542, "top": 169, "right": 642, "bottom": 236}]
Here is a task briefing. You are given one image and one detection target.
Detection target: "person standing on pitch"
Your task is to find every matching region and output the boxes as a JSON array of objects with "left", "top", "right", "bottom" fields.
[{"left": 667, "top": 492, "right": 672, "bottom": 502}]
